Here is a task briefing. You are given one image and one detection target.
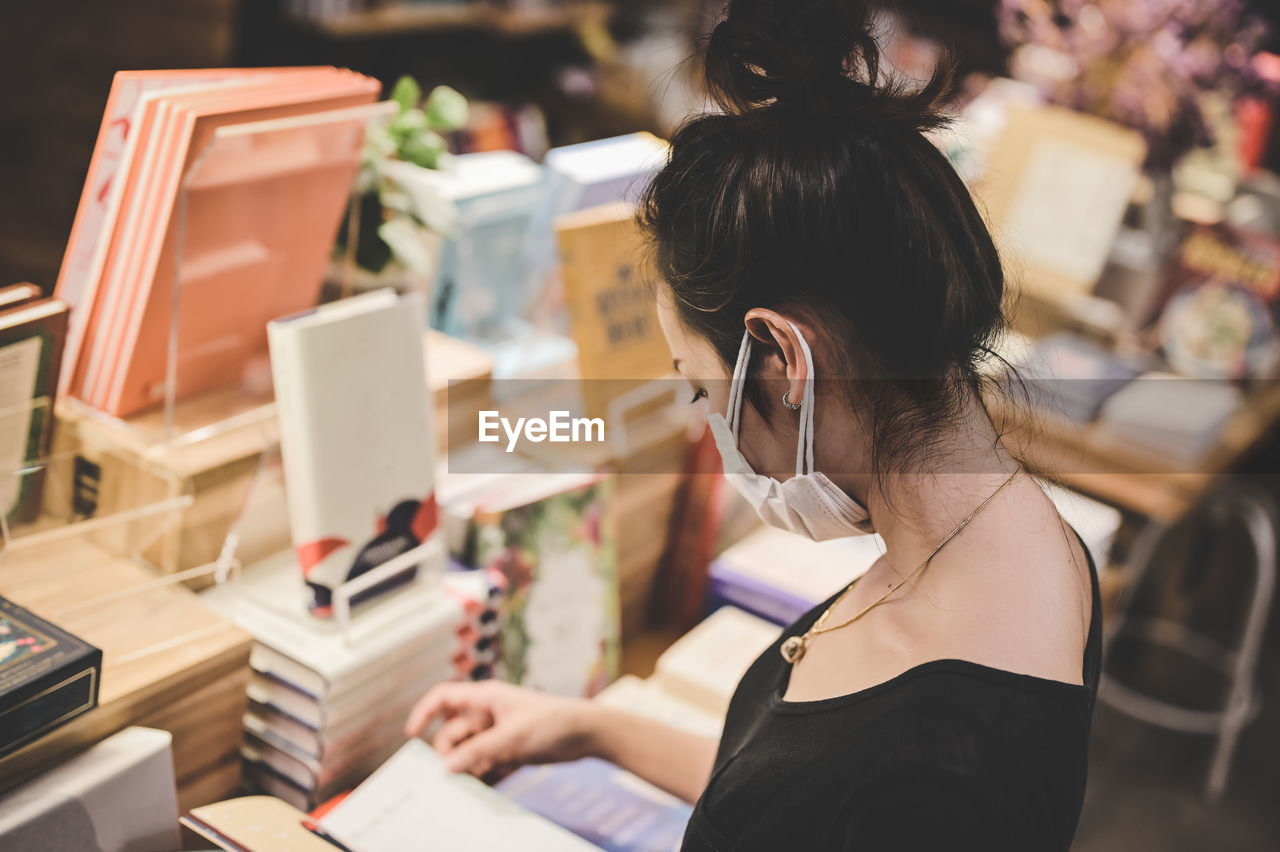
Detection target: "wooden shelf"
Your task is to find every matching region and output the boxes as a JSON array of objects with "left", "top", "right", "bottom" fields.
[
  {"left": 299, "top": 2, "right": 612, "bottom": 39},
  {"left": 991, "top": 379, "right": 1280, "bottom": 522}
]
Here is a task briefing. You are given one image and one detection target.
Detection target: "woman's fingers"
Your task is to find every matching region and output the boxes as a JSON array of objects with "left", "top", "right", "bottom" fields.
[
  {"left": 432, "top": 712, "right": 488, "bottom": 754},
  {"left": 405, "top": 681, "right": 490, "bottom": 738},
  {"left": 443, "top": 724, "right": 518, "bottom": 776}
]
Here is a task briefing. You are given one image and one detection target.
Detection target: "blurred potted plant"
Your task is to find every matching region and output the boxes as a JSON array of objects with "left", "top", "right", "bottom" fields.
[{"left": 333, "top": 76, "right": 469, "bottom": 295}]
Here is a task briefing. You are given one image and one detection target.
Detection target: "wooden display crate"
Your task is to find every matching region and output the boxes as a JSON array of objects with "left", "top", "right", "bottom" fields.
[{"left": 0, "top": 537, "right": 251, "bottom": 811}]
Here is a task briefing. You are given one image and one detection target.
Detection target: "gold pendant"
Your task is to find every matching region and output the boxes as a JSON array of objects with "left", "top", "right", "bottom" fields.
[{"left": 780, "top": 635, "right": 807, "bottom": 664}]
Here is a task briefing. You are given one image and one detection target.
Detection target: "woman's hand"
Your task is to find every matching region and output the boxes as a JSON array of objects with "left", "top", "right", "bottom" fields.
[{"left": 404, "top": 680, "right": 597, "bottom": 779}]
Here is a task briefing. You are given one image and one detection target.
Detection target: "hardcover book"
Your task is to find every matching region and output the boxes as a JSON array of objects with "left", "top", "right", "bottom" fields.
[
  {"left": 0, "top": 298, "right": 69, "bottom": 524},
  {"left": 1005, "top": 333, "right": 1143, "bottom": 425},
  {"left": 556, "top": 201, "right": 671, "bottom": 420},
  {"left": 267, "top": 290, "right": 438, "bottom": 615},
  {"left": 0, "top": 596, "right": 102, "bottom": 758},
  {"left": 471, "top": 474, "right": 620, "bottom": 697},
  {"left": 652, "top": 606, "right": 780, "bottom": 717},
  {"left": 0, "top": 726, "right": 179, "bottom": 851},
  {"left": 55, "top": 67, "right": 325, "bottom": 393}
]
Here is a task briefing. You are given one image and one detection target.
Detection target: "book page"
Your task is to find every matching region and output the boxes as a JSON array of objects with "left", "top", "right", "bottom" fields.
[{"left": 320, "top": 740, "right": 595, "bottom": 852}]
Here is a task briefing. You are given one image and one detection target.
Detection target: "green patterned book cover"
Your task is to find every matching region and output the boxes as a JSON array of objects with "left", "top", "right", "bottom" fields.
[{"left": 474, "top": 474, "right": 618, "bottom": 697}]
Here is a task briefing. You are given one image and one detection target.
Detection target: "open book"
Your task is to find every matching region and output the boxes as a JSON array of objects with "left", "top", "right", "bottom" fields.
[{"left": 184, "top": 740, "right": 595, "bottom": 852}]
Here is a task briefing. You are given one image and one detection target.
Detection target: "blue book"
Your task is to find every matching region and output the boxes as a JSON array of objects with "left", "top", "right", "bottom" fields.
[{"left": 497, "top": 757, "right": 692, "bottom": 852}]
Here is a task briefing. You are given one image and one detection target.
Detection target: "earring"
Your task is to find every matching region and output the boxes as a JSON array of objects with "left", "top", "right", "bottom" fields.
[{"left": 782, "top": 391, "right": 801, "bottom": 410}]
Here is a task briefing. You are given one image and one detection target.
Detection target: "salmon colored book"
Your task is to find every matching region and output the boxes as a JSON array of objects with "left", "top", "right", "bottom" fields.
[
  {"left": 88, "top": 71, "right": 377, "bottom": 415},
  {"left": 74, "top": 69, "right": 368, "bottom": 407},
  {"left": 75, "top": 70, "right": 365, "bottom": 407},
  {"left": 55, "top": 68, "right": 322, "bottom": 395},
  {"left": 71, "top": 69, "right": 378, "bottom": 416}
]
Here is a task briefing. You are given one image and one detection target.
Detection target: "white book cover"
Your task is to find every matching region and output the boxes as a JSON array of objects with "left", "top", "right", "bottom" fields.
[
  {"left": 201, "top": 546, "right": 462, "bottom": 700},
  {"left": 319, "top": 740, "right": 597, "bottom": 852},
  {"left": 267, "top": 289, "right": 438, "bottom": 616},
  {"left": 653, "top": 606, "right": 782, "bottom": 717}
]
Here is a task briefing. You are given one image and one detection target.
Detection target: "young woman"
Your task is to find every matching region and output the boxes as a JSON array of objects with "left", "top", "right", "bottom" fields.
[{"left": 407, "top": 1, "right": 1099, "bottom": 848}]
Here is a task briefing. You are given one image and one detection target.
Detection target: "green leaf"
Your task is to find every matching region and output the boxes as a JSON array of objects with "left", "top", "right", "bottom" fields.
[
  {"left": 390, "top": 76, "right": 421, "bottom": 114},
  {"left": 387, "top": 107, "right": 430, "bottom": 147},
  {"left": 400, "top": 130, "right": 448, "bottom": 170},
  {"left": 424, "top": 85, "right": 468, "bottom": 131}
]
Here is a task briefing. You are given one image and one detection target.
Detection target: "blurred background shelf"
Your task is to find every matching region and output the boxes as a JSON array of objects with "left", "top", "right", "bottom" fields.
[{"left": 296, "top": 1, "right": 613, "bottom": 39}]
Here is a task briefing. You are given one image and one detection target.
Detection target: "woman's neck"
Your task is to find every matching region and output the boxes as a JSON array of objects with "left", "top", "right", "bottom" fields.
[{"left": 834, "top": 397, "right": 1021, "bottom": 572}]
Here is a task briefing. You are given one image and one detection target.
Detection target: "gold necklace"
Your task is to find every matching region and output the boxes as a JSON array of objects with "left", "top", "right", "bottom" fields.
[{"left": 779, "top": 465, "right": 1023, "bottom": 665}]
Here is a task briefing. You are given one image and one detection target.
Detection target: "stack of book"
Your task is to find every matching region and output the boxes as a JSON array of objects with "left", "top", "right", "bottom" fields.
[
  {"left": 1095, "top": 372, "right": 1244, "bottom": 466},
  {"left": 1008, "top": 333, "right": 1144, "bottom": 425},
  {"left": 200, "top": 552, "right": 502, "bottom": 811},
  {"left": 56, "top": 67, "right": 379, "bottom": 418}
]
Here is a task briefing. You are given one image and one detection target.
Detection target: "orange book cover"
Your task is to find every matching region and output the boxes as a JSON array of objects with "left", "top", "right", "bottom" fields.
[
  {"left": 78, "top": 70, "right": 379, "bottom": 416},
  {"left": 75, "top": 70, "right": 362, "bottom": 404},
  {"left": 104, "top": 75, "right": 379, "bottom": 416},
  {"left": 56, "top": 68, "right": 323, "bottom": 396}
]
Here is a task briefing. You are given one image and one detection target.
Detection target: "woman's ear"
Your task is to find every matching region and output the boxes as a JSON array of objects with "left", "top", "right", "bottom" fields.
[{"left": 743, "top": 308, "right": 806, "bottom": 406}]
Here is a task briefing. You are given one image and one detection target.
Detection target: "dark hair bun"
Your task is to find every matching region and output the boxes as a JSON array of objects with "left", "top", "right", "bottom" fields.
[{"left": 705, "top": 0, "right": 950, "bottom": 127}]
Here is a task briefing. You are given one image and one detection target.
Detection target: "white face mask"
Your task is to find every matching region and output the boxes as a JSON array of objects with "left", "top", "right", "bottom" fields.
[{"left": 706, "top": 323, "right": 875, "bottom": 541}]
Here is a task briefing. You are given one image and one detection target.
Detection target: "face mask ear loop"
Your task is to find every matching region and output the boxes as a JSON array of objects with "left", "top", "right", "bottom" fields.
[
  {"left": 726, "top": 330, "right": 752, "bottom": 440},
  {"left": 787, "top": 322, "right": 817, "bottom": 477}
]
